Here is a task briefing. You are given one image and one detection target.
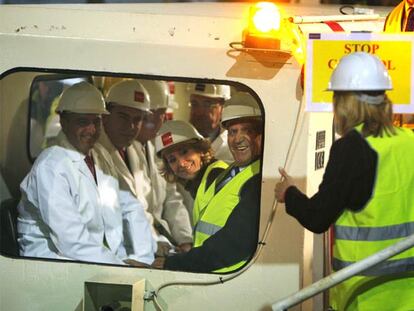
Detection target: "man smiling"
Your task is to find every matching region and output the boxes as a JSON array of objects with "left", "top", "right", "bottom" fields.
[
  {"left": 17, "top": 82, "right": 155, "bottom": 265},
  {"left": 152, "top": 92, "right": 263, "bottom": 273}
]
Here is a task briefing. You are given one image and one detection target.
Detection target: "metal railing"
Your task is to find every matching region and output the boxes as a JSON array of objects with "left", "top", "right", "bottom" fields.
[{"left": 271, "top": 233, "right": 414, "bottom": 311}]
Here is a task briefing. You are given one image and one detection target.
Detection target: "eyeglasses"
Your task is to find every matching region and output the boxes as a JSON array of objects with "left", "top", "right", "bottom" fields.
[{"left": 189, "top": 101, "right": 221, "bottom": 110}]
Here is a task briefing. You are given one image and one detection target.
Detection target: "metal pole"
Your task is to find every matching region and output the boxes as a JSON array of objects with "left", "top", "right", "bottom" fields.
[{"left": 272, "top": 233, "right": 414, "bottom": 311}]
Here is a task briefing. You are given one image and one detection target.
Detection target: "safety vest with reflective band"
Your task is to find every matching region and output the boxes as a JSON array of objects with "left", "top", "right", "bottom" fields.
[
  {"left": 330, "top": 127, "right": 414, "bottom": 311},
  {"left": 193, "top": 159, "right": 260, "bottom": 273},
  {"left": 192, "top": 160, "right": 228, "bottom": 226},
  {"left": 384, "top": 1, "right": 405, "bottom": 32}
]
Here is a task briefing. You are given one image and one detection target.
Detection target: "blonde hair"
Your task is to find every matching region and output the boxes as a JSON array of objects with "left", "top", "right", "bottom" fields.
[
  {"left": 333, "top": 91, "right": 395, "bottom": 137},
  {"left": 160, "top": 139, "right": 214, "bottom": 183}
]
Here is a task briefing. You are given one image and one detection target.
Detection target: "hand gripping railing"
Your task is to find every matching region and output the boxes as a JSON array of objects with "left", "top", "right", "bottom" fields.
[{"left": 272, "top": 233, "right": 414, "bottom": 311}]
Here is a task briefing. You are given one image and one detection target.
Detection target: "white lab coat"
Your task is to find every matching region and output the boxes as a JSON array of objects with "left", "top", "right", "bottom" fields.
[
  {"left": 18, "top": 132, "right": 156, "bottom": 265},
  {"left": 176, "top": 183, "right": 194, "bottom": 222},
  {"left": 98, "top": 131, "right": 192, "bottom": 245},
  {"left": 211, "top": 130, "right": 233, "bottom": 164}
]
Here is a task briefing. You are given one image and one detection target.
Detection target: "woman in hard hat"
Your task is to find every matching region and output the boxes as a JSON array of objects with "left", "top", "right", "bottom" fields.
[
  {"left": 154, "top": 120, "right": 228, "bottom": 223},
  {"left": 275, "top": 52, "right": 414, "bottom": 310},
  {"left": 153, "top": 92, "right": 262, "bottom": 273}
]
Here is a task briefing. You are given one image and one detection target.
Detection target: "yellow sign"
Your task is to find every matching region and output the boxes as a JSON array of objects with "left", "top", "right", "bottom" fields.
[{"left": 305, "top": 33, "right": 414, "bottom": 113}]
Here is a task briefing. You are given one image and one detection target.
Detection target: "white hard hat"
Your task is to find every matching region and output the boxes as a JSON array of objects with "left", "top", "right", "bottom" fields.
[
  {"left": 155, "top": 120, "right": 204, "bottom": 156},
  {"left": 221, "top": 92, "right": 261, "bottom": 127},
  {"left": 56, "top": 81, "right": 109, "bottom": 115},
  {"left": 187, "top": 83, "right": 231, "bottom": 100},
  {"left": 328, "top": 52, "right": 393, "bottom": 91},
  {"left": 106, "top": 80, "right": 151, "bottom": 112},
  {"left": 138, "top": 80, "right": 170, "bottom": 110}
]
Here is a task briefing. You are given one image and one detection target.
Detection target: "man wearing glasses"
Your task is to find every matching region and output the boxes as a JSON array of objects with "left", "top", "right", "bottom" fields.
[{"left": 188, "top": 83, "right": 234, "bottom": 163}]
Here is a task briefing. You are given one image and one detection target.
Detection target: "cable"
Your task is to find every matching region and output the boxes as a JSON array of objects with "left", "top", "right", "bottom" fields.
[{"left": 150, "top": 85, "right": 307, "bottom": 311}]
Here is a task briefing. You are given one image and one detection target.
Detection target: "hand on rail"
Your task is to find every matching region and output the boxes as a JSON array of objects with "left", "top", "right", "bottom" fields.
[
  {"left": 177, "top": 242, "right": 192, "bottom": 253},
  {"left": 156, "top": 241, "right": 174, "bottom": 257},
  {"left": 151, "top": 257, "right": 166, "bottom": 269},
  {"left": 124, "top": 259, "right": 151, "bottom": 268}
]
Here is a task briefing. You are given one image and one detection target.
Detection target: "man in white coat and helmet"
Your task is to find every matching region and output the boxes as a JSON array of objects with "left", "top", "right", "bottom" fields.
[
  {"left": 134, "top": 80, "right": 193, "bottom": 254},
  {"left": 99, "top": 79, "right": 192, "bottom": 256},
  {"left": 17, "top": 81, "right": 155, "bottom": 266},
  {"left": 187, "top": 83, "right": 234, "bottom": 164}
]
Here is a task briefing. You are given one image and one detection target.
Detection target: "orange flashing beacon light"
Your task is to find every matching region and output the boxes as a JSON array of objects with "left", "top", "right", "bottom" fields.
[{"left": 245, "top": 2, "right": 282, "bottom": 49}]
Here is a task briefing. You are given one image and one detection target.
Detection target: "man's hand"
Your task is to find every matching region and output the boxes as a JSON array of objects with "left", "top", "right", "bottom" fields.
[
  {"left": 123, "top": 259, "right": 150, "bottom": 268},
  {"left": 274, "top": 167, "right": 294, "bottom": 203},
  {"left": 156, "top": 241, "right": 174, "bottom": 257},
  {"left": 177, "top": 243, "right": 192, "bottom": 253},
  {"left": 151, "top": 257, "right": 166, "bottom": 269}
]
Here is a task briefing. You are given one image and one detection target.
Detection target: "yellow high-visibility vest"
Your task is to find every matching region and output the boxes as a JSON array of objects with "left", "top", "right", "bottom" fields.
[
  {"left": 192, "top": 160, "right": 228, "bottom": 226},
  {"left": 330, "top": 127, "right": 414, "bottom": 311},
  {"left": 384, "top": 1, "right": 405, "bottom": 32},
  {"left": 193, "top": 160, "right": 260, "bottom": 273}
]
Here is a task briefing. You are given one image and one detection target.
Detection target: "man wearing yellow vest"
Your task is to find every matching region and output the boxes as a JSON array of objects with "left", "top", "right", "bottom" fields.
[
  {"left": 152, "top": 91, "right": 263, "bottom": 273},
  {"left": 384, "top": 0, "right": 414, "bottom": 32},
  {"left": 275, "top": 52, "right": 414, "bottom": 310}
]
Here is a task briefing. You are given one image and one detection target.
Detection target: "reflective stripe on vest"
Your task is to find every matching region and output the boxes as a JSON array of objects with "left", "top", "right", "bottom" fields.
[
  {"left": 333, "top": 127, "right": 414, "bottom": 276},
  {"left": 194, "top": 159, "right": 260, "bottom": 273},
  {"left": 193, "top": 160, "right": 228, "bottom": 226},
  {"left": 196, "top": 220, "right": 222, "bottom": 236},
  {"left": 333, "top": 256, "right": 414, "bottom": 276},
  {"left": 335, "top": 222, "right": 414, "bottom": 241}
]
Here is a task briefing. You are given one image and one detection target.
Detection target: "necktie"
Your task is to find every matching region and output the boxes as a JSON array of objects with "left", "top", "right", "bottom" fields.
[
  {"left": 142, "top": 143, "right": 151, "bottom": 174},
  {"left": 216, "top": 166, "right": 240, "bottom": 193},
  {"left": 118, "top": 148, "right": 127, "bottom": 161},
  {"left": 405, "top": 8, "right": 414, "bottom": 31},
  {"left": 118, "top": 148, "right": 131, "bottom": 172},
  {"left": 230, "top": 166, "right": 240, "bottom": 178},
  {"left": 84, "top": 154, "right": 97, "bottom": 184}
]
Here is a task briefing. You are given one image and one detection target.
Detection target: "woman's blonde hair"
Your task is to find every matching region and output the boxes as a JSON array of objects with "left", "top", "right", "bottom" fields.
[
  {"left": 160, "top": 139, "right": 214, "bottom": 184},
  {"left": 333, "top": 91, "right": 395, "bottom": 137}
]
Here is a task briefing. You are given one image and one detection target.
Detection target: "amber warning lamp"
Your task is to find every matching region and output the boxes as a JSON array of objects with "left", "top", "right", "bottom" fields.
[
  {"left": 244, "top": 2, "right": 282, "bottom": 49},
  {"left": 229, "top": 2, "right": 304, "bottom": 63}
]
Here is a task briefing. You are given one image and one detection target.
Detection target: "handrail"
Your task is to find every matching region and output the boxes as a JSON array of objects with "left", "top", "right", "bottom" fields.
[{"left": 271, "top": 233, "right": 414, "bottom": 311}]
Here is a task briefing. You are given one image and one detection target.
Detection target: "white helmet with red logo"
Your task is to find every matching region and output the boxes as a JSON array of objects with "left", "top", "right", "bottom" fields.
[
  {"left": 106, "top": 79, "right": 151, "bottom": 112},
  {"left": 187, "top": 83, "right": 231, "bottom": 100},
  {"left": 137, "top": 80, "right": 170, "bottom": 110},
  {"left": 56, "top": 81, "right": 109, "bottom": 115},
  {"left": 154, "top": 120, "right": 203, "bottom": 156}
]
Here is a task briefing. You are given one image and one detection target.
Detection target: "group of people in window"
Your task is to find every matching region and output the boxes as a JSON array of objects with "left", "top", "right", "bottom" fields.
[{"left": 17, "top": 79, "right": 263, "bottom": 273}]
